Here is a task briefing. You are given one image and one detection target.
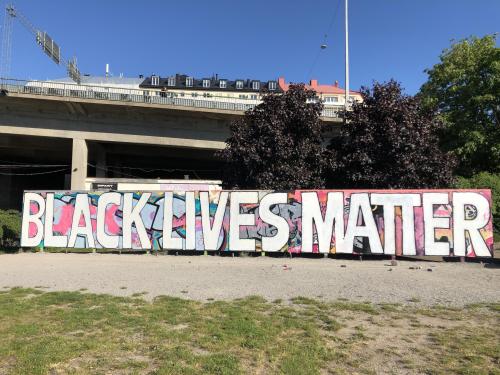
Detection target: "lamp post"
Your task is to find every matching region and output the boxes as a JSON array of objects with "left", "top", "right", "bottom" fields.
[{"left": 344, "top": 0, "right": 349, "bottom": 111}]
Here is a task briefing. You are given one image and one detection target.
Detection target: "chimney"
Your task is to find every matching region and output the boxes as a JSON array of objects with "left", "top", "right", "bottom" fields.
[
  {"left": 334, "top": 80, "right": 339, "bottom": 87},
  {"left": 105, "top": 63, "right": 109, "bottom": 77},
  {"left": 278, "top": 77, "right": 286, "bottom": 90},
  {"left": 310, "top": 79, "right": 318, "bottom": 88}
]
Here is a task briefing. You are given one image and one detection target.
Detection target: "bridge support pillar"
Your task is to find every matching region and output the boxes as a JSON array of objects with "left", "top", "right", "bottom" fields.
[{"left": 71, "top": 138, "right": 88, "bottom": 190}]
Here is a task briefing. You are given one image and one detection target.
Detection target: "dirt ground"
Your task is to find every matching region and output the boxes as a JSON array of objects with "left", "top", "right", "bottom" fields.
[{"left": 0, "top": 253, "right": 498, "bottom": 306}]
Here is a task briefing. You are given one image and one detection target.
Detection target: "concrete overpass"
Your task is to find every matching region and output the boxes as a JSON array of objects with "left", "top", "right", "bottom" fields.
[{"left": 0, "top": 78, "right": 342, "bottom": 208}]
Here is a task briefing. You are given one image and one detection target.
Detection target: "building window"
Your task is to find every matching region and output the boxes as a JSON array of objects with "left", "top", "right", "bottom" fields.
[
  {"left": 236, "top": 80, "right": 243, "bottom": 89},
  {"left": 219, "top": 79, "right": 227, "bottom": 89},
  {"left": 191, "top": 92, "right": 198, "bottom": 97},
  {"left": 186, "top": 77, "right": 193, "bottom": 87},
  {"left": 268, "top": 81, "right": 277, "bottom": 90},
  {"left": 203, "top": 79, "right": 210, "bottom": 88},
  {"left": 151, "top": 75, "right": 159, "bottom": 86},
  {"left": 252, "top": 81, "right": 260, "bottom": 90},
  {"left": 324, "top": 96, "right": 339, "bottom": 103},
  {"left": 239, "top": 94, "right": 248, "bottom": 99},
  {"left": 168, "top": 76, "right": 176, "bottom": 87},
  {"left": 250, "top": 94, "right": 258, "bottom": 100}
]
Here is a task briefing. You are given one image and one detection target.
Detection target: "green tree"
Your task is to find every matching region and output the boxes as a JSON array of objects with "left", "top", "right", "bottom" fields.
[
  {"left": 419, "top": 35, "right": 500, "bottom": 177},
  {"left": 217, "top": 84, "right": 329, "bottom": 189}
]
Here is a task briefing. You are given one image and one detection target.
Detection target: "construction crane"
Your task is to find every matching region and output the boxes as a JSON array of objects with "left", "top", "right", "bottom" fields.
[{"left": 0, "top": 3, "right": 81, "bottom": 83}]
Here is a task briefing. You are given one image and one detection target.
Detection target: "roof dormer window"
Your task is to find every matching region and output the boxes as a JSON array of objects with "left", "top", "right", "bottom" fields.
[
  {"left": 252, "top": 81, "right": 260, "bottom": 90},
  {"left": 268, "top": 81, "right": 277, "bottom": 90},
  {"left": 202, "top": 79, "right": 210, "bottom": 88},
  {"left": 235, "top": 80, "right": 244, "bottom": 89},
  {"left": 186, "top": 77, "right": 193, "bottom": 87},
  {"left": 151, "top": 75, "right": 159, "bottom": 86},
  {"left": 168, "top": 76, "right": 176, "bottom": 87},
  {"left": 219, "top": 79, "right": 227, "bottom": 89}
]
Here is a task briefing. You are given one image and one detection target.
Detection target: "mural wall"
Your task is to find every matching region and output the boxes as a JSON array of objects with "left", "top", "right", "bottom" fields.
[{"left": 21, "top": 190, "right": 494, "bottom": 257}]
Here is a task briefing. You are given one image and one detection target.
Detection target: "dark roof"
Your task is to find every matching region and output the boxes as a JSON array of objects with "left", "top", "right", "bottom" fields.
[{"left": 140, "top": 74, "right": 283, "bottom": 93}]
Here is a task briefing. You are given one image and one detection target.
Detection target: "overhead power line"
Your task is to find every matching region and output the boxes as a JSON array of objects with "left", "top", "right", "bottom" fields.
[
  {"left": 306, "top": 0, "right": 342, "bottom": 81},
  {"left": 0, "top": 164, "right": 69, "bottom": 168},
  {"left": 0, "top": 167, "right": 68, "bottom": 175}
]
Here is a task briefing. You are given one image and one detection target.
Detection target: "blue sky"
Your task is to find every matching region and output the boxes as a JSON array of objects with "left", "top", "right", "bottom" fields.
[{"left": 3, "top": 0, "right": 499, "bottom": 94}]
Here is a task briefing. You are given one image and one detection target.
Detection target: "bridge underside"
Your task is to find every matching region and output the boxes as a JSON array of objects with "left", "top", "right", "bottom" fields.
[
  {"left": 0, "top": 134, "right": 222, "bottom": 209},
  {"left": 0, "top": 95, "right": 232, "bottom": 209}
]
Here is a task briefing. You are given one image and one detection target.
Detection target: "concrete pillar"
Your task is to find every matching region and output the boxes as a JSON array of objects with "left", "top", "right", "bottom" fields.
[{"left": 71, "top": 138, "right": 88, "bottom": 190}]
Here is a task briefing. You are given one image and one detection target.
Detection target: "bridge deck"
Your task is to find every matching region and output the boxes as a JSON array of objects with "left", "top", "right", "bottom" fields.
[{"left": 1, "top": 78, "right": 343, "bottom": 122}]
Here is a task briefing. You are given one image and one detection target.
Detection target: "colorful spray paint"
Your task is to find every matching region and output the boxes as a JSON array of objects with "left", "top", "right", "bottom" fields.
[{"left": 21, "top": 190, "right": 494, "bottom": 257}]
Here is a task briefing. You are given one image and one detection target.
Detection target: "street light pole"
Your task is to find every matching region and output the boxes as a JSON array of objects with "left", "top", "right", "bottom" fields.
[{"left": 344, "top": 0, "right": 349, "bottom": 111}]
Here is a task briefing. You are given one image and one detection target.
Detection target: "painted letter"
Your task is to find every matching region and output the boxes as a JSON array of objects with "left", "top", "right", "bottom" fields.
[
  {"left": 68, "top": 194, "right": 95, "bottom": 248},
  {"left": 122, "top": 193, "right": 151, "bottom": 249},
  {"left": 21, "top": 192, "right": 46, "bottom": 247},
  {"left": 43, "top": 193, "right": 68, "bottom": 247},
  {"left": 162, "top": 192, "right": 183, "bottom": 250},
  {"left": 200, "top": 191, "right": 229, "bottom": 250},
  {"left": 229, "top": 191, "right": 258, "bottom": 251},
  {"left": 422, "top": 193, "right": 450, "bottom": 255},
  {"left": 371, "top": 193, "right": 420, "bottom": 255},
  {"left": 301, "top": 192, "right": 345, "bottom": 253},
  {"left": 452, "top": 192, "right": 491, "bottom": 257},
  {"left": 259, "top": 192, "right": 289, "bottom": 251},
  {"left": 185, "top": 192, "right": 196, "bottom": 250},
  {"left": 344, "top": 193, "right": 383, "bottom": 254},
  {"left": 96, "top": 192, "right": 121, "bottom": 249}
]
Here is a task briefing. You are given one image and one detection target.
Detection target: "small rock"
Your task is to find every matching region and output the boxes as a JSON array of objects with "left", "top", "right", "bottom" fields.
[
  {"left": 390, "top": 260, "right": 398, "bottom": 266},
  {"left": 340, "top": 264, "right": 347, "bottom": 268},
  {"left": 388, "top": 268, "right": 393, "bottom": 271},
  {"left": 427, "top": 268, "right": 433, "bottom": 272}
]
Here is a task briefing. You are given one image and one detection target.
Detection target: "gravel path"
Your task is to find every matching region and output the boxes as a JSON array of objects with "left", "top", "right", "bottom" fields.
[{"left": 0, "top": 253, "right": 498, "bottom": 306}]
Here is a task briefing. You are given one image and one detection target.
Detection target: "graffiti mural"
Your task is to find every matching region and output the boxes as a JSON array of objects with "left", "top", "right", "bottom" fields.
[{"left": 21, "top": 190, "right": 494, "bottom": 257}]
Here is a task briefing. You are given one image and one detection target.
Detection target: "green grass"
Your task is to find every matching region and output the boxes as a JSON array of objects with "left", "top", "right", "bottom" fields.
[{"left": 0, "top": 289, "right": 498, "bottom": 374}]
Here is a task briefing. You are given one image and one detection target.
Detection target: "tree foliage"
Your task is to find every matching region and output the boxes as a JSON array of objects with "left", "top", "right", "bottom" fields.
[
  {"left": 328, "top": 80, "right": 455, "bottom": 189},
  {"left": 0, "top": 209, "right": 21, "bottom": 246},
  {"left": 419, "top": 35, "right": 500, "bottom": 176},
  {"left": 217, "top": 84, "right": 328, "bottom": 190},
  {"left": 456, "top": 172, "right": 500, "bottom": 233}
]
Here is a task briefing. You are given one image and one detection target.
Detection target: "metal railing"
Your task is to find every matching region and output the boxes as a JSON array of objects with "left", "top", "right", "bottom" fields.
[{"left": 0, "top": 78, "right": 342, "bottom": 118}]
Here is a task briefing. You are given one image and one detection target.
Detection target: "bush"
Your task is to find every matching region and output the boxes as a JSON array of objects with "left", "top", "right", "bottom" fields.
[
  {"left": 456, "top": 172, "right": 500, "bottom": 235},
  {"left": 0, "top": 209, "right": 22, "bottom": 247}
]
